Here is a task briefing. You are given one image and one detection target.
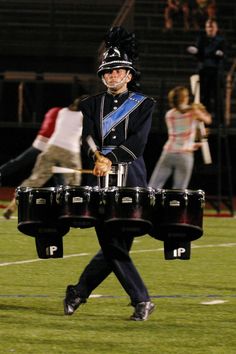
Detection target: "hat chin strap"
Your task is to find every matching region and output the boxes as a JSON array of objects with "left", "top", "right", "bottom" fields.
[{"left": 102, "top": 70, "right": 130, "bottom": 89}]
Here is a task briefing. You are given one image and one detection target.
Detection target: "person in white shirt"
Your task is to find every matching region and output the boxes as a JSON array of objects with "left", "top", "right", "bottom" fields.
[
  {"left": 3, "top": 97, "right": 84, "bottom": 218},
  {"left": 0, "top": 106, "right": 61, "bottom": 188}
]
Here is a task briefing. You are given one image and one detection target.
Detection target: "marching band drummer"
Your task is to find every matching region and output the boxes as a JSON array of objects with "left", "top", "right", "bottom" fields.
[{"left": 63, "top": 26, "right": 156, "bottom": 321}]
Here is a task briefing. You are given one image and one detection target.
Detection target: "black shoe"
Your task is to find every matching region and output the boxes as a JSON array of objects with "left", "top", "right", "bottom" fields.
[
  {"left": 63, "top": 285, "right": 86, "bottom": 315},
  {"left": 3, "top": 208, "right": 13, "bottom": 219},
  {"left": 130, "top": 301, "right": 155, "bottom": 321}
]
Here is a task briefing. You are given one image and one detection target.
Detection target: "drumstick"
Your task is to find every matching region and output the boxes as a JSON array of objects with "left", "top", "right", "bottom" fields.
[
  {"left": 86, "top": 135, "right": 103, "bottom": 161},
  {"left": 52, "top": 166, "right": 94, "bottom": 174},
  {"left": 52, "top": 166, "right": 113, "bottom": 175}
]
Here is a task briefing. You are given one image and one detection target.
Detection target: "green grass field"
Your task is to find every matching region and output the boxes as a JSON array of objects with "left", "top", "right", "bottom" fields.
[{"left": 0, "top": 213, "right": 236, "bottom": 354}]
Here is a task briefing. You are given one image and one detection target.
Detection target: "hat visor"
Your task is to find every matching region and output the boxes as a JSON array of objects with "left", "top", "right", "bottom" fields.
[{"left": 97, "top": 62, "right": 136, "bottom": 77}]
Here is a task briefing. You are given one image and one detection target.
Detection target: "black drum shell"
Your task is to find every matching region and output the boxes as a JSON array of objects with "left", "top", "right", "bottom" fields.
[
  {"left": 102, "top": 187, "right": 155, "bottom": 236},
  {"left": 57, "top": 186, "right": 103, "bottom": 228},
  {"left": 16, "top": 187, "right": 69, "bottom": 237},
  {"left": 149, "top": 189, "right": 205, "bottom": 241}
]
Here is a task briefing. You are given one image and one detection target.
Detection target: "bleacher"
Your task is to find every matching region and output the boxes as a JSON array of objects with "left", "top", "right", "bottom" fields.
[
  {"left": 0, "top": 0, "right": 123, "bottom": 72},
  {"left": 0, "top": 0, "right": 126, "bottom": 125},
  {"left": 134, "top": 0, "right": 236, "bottom": 129},
  {"left": 0, "top": 0, "right": 235, "bottom": 127}
]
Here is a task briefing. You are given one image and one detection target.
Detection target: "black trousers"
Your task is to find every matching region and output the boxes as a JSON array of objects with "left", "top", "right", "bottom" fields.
[
  {"left": 0, "top": 146, "right": 40, "bottom": 186},
  {"left": 200, "top": 67, "right": 224, "bottom": 124},
  {"left": 75, "top": 223, "right": 150, "bottom": 306},
  {"left": 0, "top": 146, "right": 64, "bottom": 186}
]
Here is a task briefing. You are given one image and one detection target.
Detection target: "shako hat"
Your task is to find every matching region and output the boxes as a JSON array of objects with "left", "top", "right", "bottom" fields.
[{"left": 97, "top": 26, "right": 139, "bottom": 77}]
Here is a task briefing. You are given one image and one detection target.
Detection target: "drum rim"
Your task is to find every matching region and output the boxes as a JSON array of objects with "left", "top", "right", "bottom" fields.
[
  {"left": 103, "top": 186, "right": 154, "bottom": 192},
  {"left": 61, "top": 185, "right": 93, "bottom": 191},
  {"left": 16, "top": 186, "right": 57, "bottom": 192},
  {"left": 155, "top": 188, "right": 205, "bottom": 194}
]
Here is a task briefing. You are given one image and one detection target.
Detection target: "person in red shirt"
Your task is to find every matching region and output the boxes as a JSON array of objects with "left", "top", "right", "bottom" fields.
[
  {"left": 192, "top": 0, "right": 217, "bottom": 30},
  {"left": 1, "top": 107, "right": 62, "bottom": 219},
  {"left": 164, "top": 0, "right": 190, "bottom": 31}
]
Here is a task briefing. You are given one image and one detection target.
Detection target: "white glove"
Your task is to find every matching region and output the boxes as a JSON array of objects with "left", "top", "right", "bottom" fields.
[
  {"left": 216, "top": 50, "right": 224, "bottom": 57},
  {"left": 187, "top": 46, "right": 198, "bottom": 54}
]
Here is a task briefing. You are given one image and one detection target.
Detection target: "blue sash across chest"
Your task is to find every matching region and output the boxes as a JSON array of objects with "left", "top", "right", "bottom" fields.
[{"left": 102, "top": 92, "right": 146, "bottom": 139}]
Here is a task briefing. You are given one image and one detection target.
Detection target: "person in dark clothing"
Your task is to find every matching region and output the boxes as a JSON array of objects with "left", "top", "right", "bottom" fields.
[
  {"left": 187, "top": 19, "right": 226, "bottom": 124},
  {"left": 63, "top": 27, "right": 156, "bottom": 321}
]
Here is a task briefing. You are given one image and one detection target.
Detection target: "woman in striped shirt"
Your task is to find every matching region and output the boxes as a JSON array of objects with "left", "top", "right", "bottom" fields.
[{"left": 149, "top": 86, "right": 211, "bottom": 189}]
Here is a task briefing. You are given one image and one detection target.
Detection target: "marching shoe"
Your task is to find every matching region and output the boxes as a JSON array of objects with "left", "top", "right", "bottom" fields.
[
  {"left": 130, "top": 301, "right": 155, "bottom": 321},
  {"left": 3, "top": 208, "right": 14, "bottom": 219},
  {"left": 3, "top": 199, "right": 17, "bottom": 220},
  {"left": 63, "top": 285, "right": 86, "bottom": 315}
]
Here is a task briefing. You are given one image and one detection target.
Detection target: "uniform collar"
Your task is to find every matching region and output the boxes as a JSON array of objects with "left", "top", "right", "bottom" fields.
[{"left": 106, "top": 90, "right": 129, "bottom": 99}]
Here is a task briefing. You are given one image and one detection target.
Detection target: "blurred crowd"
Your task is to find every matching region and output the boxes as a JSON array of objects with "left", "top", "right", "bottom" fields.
[{"left": 164, "top": 0, "right": 217, "bottom": 31}]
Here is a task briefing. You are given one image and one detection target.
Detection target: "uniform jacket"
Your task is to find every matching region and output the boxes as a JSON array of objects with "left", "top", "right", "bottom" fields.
[
  {"left": 80, "top": 90, "right": 155, "bottom": 187},
  {"left": 195, "top": 33, "right": 226, "bottom": 71}
]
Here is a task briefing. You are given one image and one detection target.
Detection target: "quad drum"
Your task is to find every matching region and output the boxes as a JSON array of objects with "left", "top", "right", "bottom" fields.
[
  {"left": 149, "top": 189, "right": 205, "bottom": 242},
  {"left": 102, "top": 187, "right": 155, "bottom": 236},
  {"left": 57, "top": 185, "right": 102, "bottom": 228},
  {"left": 16, "top": 184, "right": 205, "bottom": 259},
  {"left": 16, "top": 187, "right": 70, "bottom": 259},
  {"left": 148, "top": 189, "right": 205, "bottom": 260},
  {"left": 16, "top": 186, "right": 69, "bottom": 237}
]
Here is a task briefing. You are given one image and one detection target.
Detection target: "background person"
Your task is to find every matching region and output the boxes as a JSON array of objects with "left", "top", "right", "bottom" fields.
[
  {"left": 164, "top": 0, "right": 190, "bottom": 31},
  {"left": 3, "top": 98, "right": 84, "bottom": 219},
  {"left": 0, "top": 106, "right": 61, "bottom": 187},
  {"left": 192, "top": 0, "right": 217, "bottom": 30},
  {"left": 187, "top": 19, "right": 226, "bottom": 125},
  {"left": 148, "top": 86, "right": 211, "bottom": 189}
]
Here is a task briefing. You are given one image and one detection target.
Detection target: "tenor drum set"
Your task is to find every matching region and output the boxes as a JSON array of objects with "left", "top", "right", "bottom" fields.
[{"left": 16, "top": 164, "right": 205, "bottom": 260}]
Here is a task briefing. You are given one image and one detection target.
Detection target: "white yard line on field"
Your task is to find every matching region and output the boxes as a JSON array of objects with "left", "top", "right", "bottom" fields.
[{"left": 0, "top": 243, "right": 236, "bottom": 267}]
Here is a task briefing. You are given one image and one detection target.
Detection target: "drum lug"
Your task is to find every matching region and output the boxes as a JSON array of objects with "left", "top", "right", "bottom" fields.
[
  {"left": 29, "top": 192, "right": 33, "bottom": 204},
  {"left": 86, "top": 191, "right": 91, "bottom": 203},
  {"left": 115, "top": 190, "right": 119, "bottom": 203},
  {"left": 50, "top": 192, "right": 53, "bottom": 205},
  {"left": 150, "top": 194, "right": 155, "bottom": 206},
  {"left": 56, "top": 191, "right": 61, "bottom": 205},
  {"left": 65, "top": 191, "right": 69, "bottom": 203},
  {"left": 184, "top": 192, "right": 188, "bottom": 207},
  {"left": 162, "top": 193, "right": 166, "bottom": 207}
]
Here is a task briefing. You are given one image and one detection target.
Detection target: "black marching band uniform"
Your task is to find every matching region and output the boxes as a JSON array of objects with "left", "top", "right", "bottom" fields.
[{"left": 63, "top": 27, "right": 156, "bottom": 321}]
